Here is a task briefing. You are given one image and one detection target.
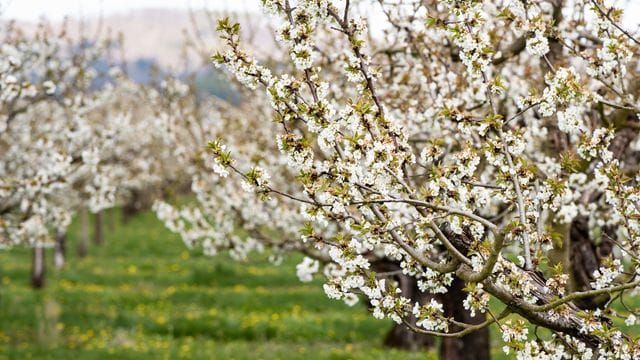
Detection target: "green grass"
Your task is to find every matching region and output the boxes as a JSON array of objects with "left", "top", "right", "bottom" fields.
[{"left": 0, "top": 209, "right": 434, "bottom": 359}]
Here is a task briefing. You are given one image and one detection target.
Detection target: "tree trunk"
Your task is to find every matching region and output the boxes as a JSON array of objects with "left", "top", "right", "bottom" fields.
[
  {"left": 569, "top": 216, "right": 613, "bottom": 309},
  {"left": 383, "top": 278, "right": 436, "bottom": 350},
  {"left": 567, "top": 125, "right": 634, "bottom": 309},
  {"left": 31, "top": 246, "right": 46, "bottom": 289},
  {"left": 440, "top": 278, "right": 490, "bottom": 360},
  {"left": 122, "top": 202, "right": 139, "bottom": 224},
  {"left": 373, "top": 260, "right": 491, "bottom": 357},
  {"left": 77, "top": 208, "right": 89, "bottom": 257},
  {"left": 122, "top": 190, "right": 145, "bottom": 224},
  {"left": 54, "top": 231, "right": 66, "bottom": 270},
  {"left": 373, "top": 260, "right": 436, "bottom": 350},
  {"left": 93, "top": 211, "right": 104, "bottom": 246}
]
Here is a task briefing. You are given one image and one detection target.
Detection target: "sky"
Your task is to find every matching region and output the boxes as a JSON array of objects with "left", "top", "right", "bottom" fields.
[
  {"left": 1, "top": 0, "right": 638, "bottom": 26},
  {"left": 0, "top": 0, "right": 262, "bottom": 21}
]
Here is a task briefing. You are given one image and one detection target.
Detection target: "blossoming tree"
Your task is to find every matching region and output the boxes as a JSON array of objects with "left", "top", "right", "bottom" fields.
[
  {"left": 157, "top": 0, "right": 640, "bottom": 357},
  {"left": 0, "top": 23, "right": 119, "bottom": 285},
  {"left": 0, "top": 21, "right": 207, "bottom": 287}
]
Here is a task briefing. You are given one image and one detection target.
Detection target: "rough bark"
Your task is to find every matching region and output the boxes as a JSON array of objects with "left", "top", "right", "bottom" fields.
[
  {"left": 440, "top": 277, "right": 490, "bottom": 360},
  {"left": 93, "top": 211, "right": 104, "bottom": 246},
  {"left": 31, "top": 246, "right": 46, "bottom": 289},
  {"left": 54, "top": 231, "right": 66, "bottom": 270},
  {"left": 77, "top": 208, "right": 89, "bottom": 257}
]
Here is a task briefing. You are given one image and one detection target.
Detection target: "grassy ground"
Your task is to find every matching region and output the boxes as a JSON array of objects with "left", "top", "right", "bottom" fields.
[{"left": 0, "top": 209, "right": 436, "bottom": 359}]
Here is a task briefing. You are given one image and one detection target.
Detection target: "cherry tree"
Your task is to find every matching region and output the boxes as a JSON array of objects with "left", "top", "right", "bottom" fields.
[
  {"left": 157, "top": 0, "right": 640, "bottom": 358},
  {"left": 0, "top": 23, "right": 121, "bottom": 285},
  {"left": 65, "top": 74, "right": 203, "bottom": 257},
  {"left": 0, "top": 21, "right": 206, "bottom": 287}
]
